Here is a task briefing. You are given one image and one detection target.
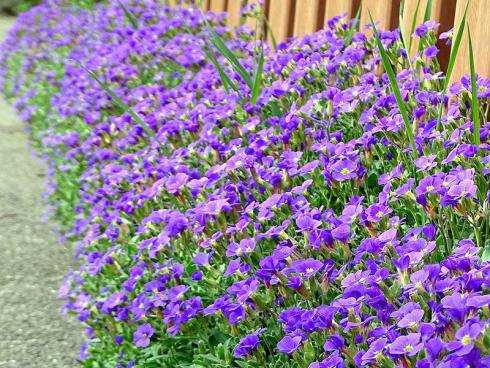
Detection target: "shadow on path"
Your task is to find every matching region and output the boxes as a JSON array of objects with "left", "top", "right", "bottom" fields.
[{"left": 0, "top": 16, "right": 83, "bottom": 367}]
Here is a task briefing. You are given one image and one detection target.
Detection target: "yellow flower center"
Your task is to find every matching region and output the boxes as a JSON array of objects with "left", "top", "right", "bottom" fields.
[
  {"left": 376, "top": 211, "right": 383, "bottom": 218},
  {"left": 427, "top": 185, "right": 434, "bottom": 191},
  {"left": 306, "top": 267, "right": 314, "bottom": 273},
  {"left": 462, "top": 335, "right": 471, "bottom": 345},
  {"left": 404, "top": 345, "right": 413, "bottom": 352}
]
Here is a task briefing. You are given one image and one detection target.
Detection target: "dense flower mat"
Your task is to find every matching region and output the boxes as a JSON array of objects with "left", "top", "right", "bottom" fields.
[{"left": 2, "top": 0, "right": 490, "bottom": 366}]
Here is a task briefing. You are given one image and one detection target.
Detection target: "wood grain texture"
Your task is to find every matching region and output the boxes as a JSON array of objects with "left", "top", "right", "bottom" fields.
[
  {"left": 401, "top": 0, "right": 455, "bottom": 62},
  {"left": 209, "top": 0, "right": 227, "bottom": 13},
  {"left": 245, "top": 0, "right": 262, "bottom": 31},
  {"left": 293, "top": 0, "right": 324, "bottom": 36},
  {"left": 268, "top": 0, "right": 295, "bottom": 42},
  {"left": 360, "top": 0, "right": 400, "bottom": 34},
  {"left": 227, "top": 0, "right": 243, "bottom": 27},
  {"left": 324, "top": 0, "right": 360, "bottom": 23},
  {"left": 451, "top": 0, "right": 490, "bottom": 82},
  {"left": 168, "top": 0, "right": 489, "bottom": 79}
]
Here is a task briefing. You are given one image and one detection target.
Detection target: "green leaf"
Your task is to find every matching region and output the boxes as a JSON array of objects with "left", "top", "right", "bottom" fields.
[
  {"left": 117, "top": 0, "right": 139, "bottom": 29},
  {"left": 417, "top": 0, "right": 433, "bottom": 52},
  {"left": 250, "top": 46, "right": 264, "bottom": 105},
  {"left": 205, "top": 22, "right": 253, "bottom": 89},
  {"left": 436, "top": 0, "right": 469, "bottom": 129},
  {"left": 408, "top": 0, "right": 421, "bottom": 53},
  {"left": 263, "top": 16, "right": 277, "bottom": 49},
  {"left": 203, "top": 47, "right": 240, "bottom": 95},
  {"left": 482, "top": 247, "right": 490, "bottom": 261},
  {"left": 344, "top": 4, "right": 361, "bottom": 46},
  {"left": 467, "top": 25, "right": 480, "bottom": 146},
  {"left": 398, "top": 0, "right": 414, "bottom": 71},
  {"left": 423, "top": 0, "right": 433, "bottom": 22},
  {"left": 78, "top": 63, "right": 165, "bottom": 151},
  {"left": 369, "top": 12, "right": 418, "bottom": 157}
]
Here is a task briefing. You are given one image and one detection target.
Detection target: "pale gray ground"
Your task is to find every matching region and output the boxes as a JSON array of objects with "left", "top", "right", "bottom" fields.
[{"left": 0, "top": 16, "right": 82, "bottom": 367}]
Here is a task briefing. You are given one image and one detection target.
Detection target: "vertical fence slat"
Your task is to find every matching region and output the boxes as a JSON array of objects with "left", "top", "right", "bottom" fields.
[
  {"left": 245, "top": 0, "right": 262, "bottom": 31},
  {"left": 360, "top": 0, "right": 400, "bottom": 33},
  {"left": 293, "top": 0, "right": 323, "bottom": 37},
  {"left": 200, "top": 0, "right": 209, "bottom": 11},
  {"left": 401, "top": 0, "right": 429, "bottom": 55},
  {"left": 451, "top": 0, "right": 490, "bottom": 82},
  {"left": 227, "top": 0, "right": 242, "bottom": 27},
  {"left": 429, "top": 0, "right": 456, "bottom": 71},
  {"left": 324, "top": 0, "right": 359, "bottom": 23},
  {"left": 401, "top": 0, "right": 455, "bottom": 62},
  {"left": 209, "top": 0, "right": 227, "bottom": 13},
  {"left": 268, "top": 0, "right": 295, "bottom": 42}
]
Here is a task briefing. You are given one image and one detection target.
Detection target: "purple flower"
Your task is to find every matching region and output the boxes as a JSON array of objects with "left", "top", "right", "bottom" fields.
[
  {"left": 388, "top": 333, "right": 423, "bottom": 356},
  {"left": 331, "top": 159, "right": 358, "bottom": 181},
  {"left": 424, "top": 46, "right": 439, "bottom": 59},
  {"left": 323, "top": 333, "right": 344, "bottom": 352},
  {"left": 414, "top": 155, "right": 437, "bottom": 172},
  {"left": 447, "top": 321, "right": 483, "bottom": 356},
  {"left": 296, "top": 213, "right": 322, "bottom": 231},
  {"left": 277, "top": 335, "right": 302, "bottom": 354},
  {"left": 416, "top": 175, "right": 443, "bottom": 196},
  {"left": 133, "top": 323, "right": 154, "bottom": 348},
  {"left": 361, "top": 337, "right": 387, "bottom": 365},
  {"left": 226, "top": 238, "right": 256, "bottom": 257},
  {"left": 193, "top": 252, "right": 213, "bottom": 267},
  {"left": 365, "top": 203, "right": 392, "bottom": 223},
  {"left": 233, "top": 328, "right": 265, "bottom": 358},
  {"left": 442, "top": 179, "right": 477, "bottom": 206},
  {"left": 397, "top": 307, "right": 424, "bottom": 328},
  {"left": 331, "top": 224, "right": 350, "bottom": 243},
  {"left": 284, "top": 258, "right": 323, "bottom": 279},
  {"left": 166, "top": 173, "right": 189, "bottom": 195}
]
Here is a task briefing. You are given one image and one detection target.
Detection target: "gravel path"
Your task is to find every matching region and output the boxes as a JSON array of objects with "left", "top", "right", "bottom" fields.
[{"left": 0, "top": 16, "right": 83, "bottom": 367}]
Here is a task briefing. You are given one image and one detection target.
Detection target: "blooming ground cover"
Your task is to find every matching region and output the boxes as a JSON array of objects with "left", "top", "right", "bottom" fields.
[{"left": 2, "top": 0, "right": 490, "bottom": 366}]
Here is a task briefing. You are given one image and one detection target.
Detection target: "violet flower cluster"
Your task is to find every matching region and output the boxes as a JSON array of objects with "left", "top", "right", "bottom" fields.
[{"left": 1, "top": 0, "right": 490, "bottom": 367}]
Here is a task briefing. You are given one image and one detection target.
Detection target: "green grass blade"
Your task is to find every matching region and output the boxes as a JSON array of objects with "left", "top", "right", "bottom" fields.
[
  {"left": 369, "top": 12, "right": 418, "bottom": 157},
  {"left": 423, "top": 0, "right": 433, "bottom": 22},
  {"left": 436, "top": 0, "right": 469, "bottom": 129},
  {"left": 250, "top": 46, "right": 264, "bottom": 105},
  {"left": 408, "top": 0, "right": 421, "bottom": 53},
  {"left": 417, "top": 0, "right": 433, "bottom": 52},
  {"left": 467, "top": 26, "right": 480, "bottom": 146},
  {"left": 263, "top": 17, "right": 277, "bottom": 49},
  {"left": 205, "top": 22, "right": 253, "bottom": 89},
  {"left": 78, "top": 64, "right": 164, "bottom": 150},
  {"left": 398, "top": 0, "right": 414, "bottom": 71},
  {"left": 204, "top": 48, "right": 240, "bottom": 94},
  {"left": 117, "top": 0, "right": 139, "bottom": 29},
  {"left": 344, "top": 4, "right": 361, "bottom": 46}
]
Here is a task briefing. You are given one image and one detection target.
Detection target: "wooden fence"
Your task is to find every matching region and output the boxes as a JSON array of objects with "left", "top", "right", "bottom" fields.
[{"left": 190, "top": 0, "right": 489, "bottom": 82}]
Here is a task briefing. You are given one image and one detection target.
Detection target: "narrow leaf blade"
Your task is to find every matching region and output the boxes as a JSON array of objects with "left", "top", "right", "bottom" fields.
[
  {"left": 251, "top": 47, "right": 264, "bottom": 105},
  {"left": 468, "top": 26, "right": 480, "bottom": 146},
  {"left": 369, "top": 12, "right": 418, "bottom": 157},
  {"left": 206, "top": 22, "right": 253, "bottom": 89},
  {"left": 436, "top": 0, "right": 469, "bottom": 129},
  {"left": 78, "top": 64, "right": 164, "bottom": 150},
  {"left": 117, "top": 0, "right": 138, "bottom": 29}
]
